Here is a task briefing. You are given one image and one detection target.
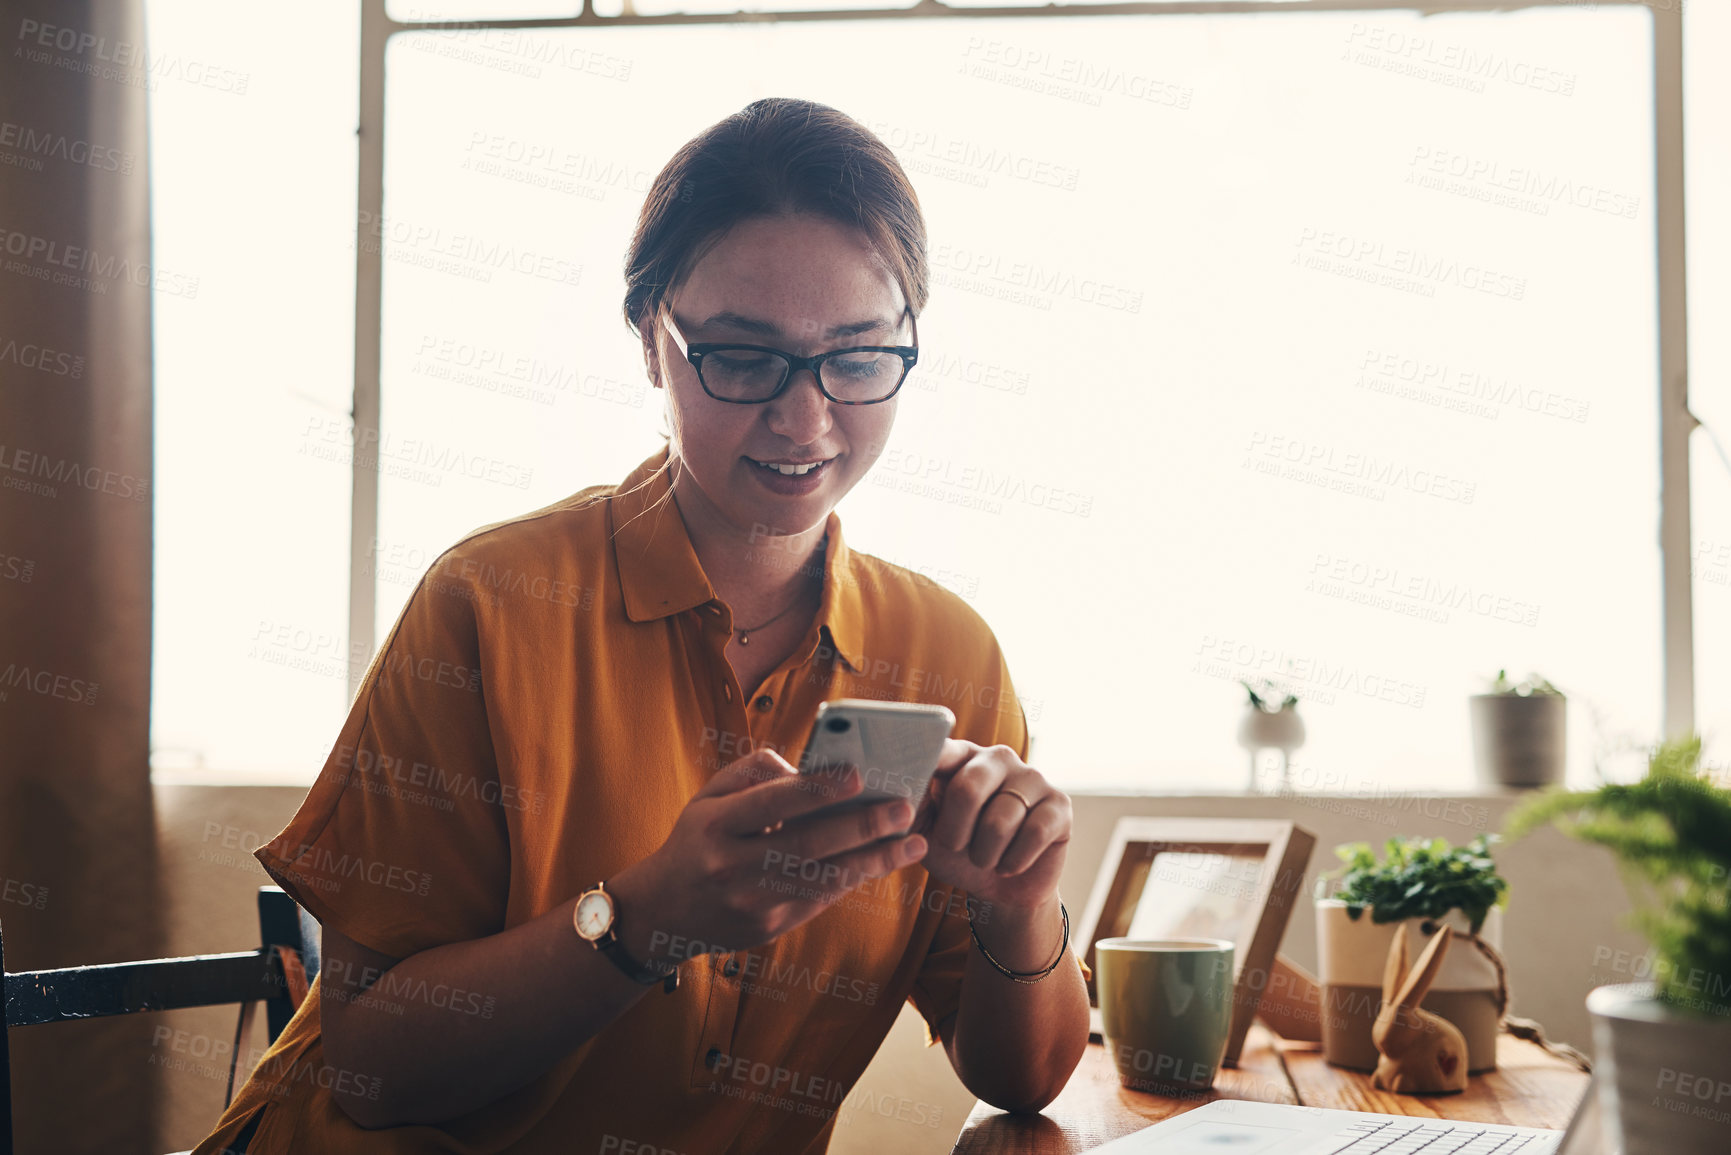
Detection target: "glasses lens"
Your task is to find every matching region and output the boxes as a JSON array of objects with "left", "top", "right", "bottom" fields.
[
  {"left": 701, "top": 349, "right": 789, "bottom": 401},
  {"left": 821, "top": 351, "right": 905, "bottom": 402}
]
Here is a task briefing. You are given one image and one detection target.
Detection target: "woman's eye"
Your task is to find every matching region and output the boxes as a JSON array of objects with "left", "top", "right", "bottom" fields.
[
  {"left": 831, "top": 353, "right": 892, "bottom": 378},
  {"left": 713, "top": 353, "right": 774, "bottom": 372}
]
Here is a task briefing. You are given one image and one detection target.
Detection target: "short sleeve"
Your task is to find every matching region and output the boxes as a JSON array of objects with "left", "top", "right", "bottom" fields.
[
  {"left": 254, "top": 559, "right": 512, "bottom": 961},
  {"left": 904, "top": 647, "right": 1090, "bottom": 1049}
]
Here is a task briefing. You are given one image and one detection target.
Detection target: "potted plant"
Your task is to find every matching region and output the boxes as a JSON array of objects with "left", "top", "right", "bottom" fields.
[
  {"left": 1239, "top": 678, "right": 1304, "bottom": 792},
  {"left": 1507, "top": 734, "right": 1730, "bottom": 1155},
  {"left": 1314, "top": 835, "right": 1510, "bottom": 1073},
  {"left": 1470, "top": 669, "right": 1565, "bottom": 788}
]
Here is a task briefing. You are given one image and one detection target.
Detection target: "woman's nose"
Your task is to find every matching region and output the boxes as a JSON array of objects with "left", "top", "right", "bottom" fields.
[{"left": 765, "top": 368, "right": 833, "bottom": 443}]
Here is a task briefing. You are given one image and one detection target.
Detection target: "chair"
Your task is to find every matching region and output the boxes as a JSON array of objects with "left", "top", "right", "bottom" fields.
[{"left": 1, "top": 885, "right": 320, "bottom": 1155}]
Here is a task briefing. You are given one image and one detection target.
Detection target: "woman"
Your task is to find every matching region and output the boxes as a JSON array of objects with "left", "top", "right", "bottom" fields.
[{"left": 194, "top": 96, "right": 1089, "bottom": 1155}]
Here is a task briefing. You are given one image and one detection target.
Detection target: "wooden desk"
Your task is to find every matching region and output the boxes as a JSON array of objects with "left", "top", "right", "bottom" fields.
[{"left": 950, "top": 1026, "right": 1589, "bottom": 1153}]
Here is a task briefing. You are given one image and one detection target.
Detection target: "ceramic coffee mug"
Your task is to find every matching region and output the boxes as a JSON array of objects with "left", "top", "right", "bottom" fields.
[{"left": 1095, "top": 937, "right": 1235, "bottom": 1094}]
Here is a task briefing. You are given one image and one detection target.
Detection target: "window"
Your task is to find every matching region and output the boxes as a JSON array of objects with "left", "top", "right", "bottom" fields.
[
  {"left": 1686, "top": 0, "right": 1731, "bottom": 781},
  {"left": 148, "top": 2, "right": 359, "bottom": 776},
  {"left": 153, "top": 2, "right": 1720, "bottom": 792}
]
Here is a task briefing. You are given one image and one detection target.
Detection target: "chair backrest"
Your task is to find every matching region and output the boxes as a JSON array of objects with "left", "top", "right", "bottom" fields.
[{"left": 0, "top": 885, "right": 320, "bottom": 1155}]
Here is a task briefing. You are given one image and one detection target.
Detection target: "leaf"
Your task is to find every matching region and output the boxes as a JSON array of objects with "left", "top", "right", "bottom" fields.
[
  {"left": 1503, "top": 733, "right": 1731, "bottom": 1017},
  {"left": 1325, "top": 833, "right": 1510, "bottom": 929}
]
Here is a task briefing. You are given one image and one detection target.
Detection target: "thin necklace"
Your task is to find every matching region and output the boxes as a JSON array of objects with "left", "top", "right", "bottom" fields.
[{"left": 734, "top": 535, "right": 825, "bottom": 646}]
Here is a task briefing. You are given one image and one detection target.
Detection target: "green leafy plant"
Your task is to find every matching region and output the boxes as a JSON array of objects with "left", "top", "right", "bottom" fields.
[
  {"left": 1487, "top": 669, "right": 1563, "bottom": 697},
  {"left": 1506, "top": 734, "right": 1731, "bottom": 1018},
  {"left": 1241, "top": 678, "right": 1298, "bottom": 712},
  {"left": 1322, "top": 834, "right": 1509, "bottom": 933}
]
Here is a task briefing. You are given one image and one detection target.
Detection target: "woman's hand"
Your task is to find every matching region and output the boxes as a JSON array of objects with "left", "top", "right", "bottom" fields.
[
  {"left": 916, "top": 742, "right": 1088, "bottom": 1114},
  {"left": 615, "top": 747, "right": 929, "bottom": 965},
  {"left": 912, "top": 739, "right": 1072, "bottom": 914}
]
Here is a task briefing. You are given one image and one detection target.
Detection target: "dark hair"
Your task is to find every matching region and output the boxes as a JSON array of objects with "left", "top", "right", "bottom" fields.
[{"left": 622, "top": 97, "right": 928, "bottom": 340}]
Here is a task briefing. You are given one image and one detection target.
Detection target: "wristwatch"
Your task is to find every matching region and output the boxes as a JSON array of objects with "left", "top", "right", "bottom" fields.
[{"left": 573, "top": 880, "right": 680, "bottom": 992}]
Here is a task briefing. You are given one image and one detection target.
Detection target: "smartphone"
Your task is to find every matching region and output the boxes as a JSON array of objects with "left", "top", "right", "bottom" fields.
[{"left": 796, "top": 699, "right": 956, "bottom": 821}]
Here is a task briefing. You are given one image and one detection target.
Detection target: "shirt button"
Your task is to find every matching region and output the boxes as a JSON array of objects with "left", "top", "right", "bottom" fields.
[
  {"left": 754, "top": 695, "right": 773, "bottom": 711},
  {"left": 723, "top": 684, "right": 733, "bottom": 702},
  {"left": 723, "top": 957, "right": 740, "bottom": 978},
  {"left": 705, "top": 1046, "right": 722, "bottom": 1069}
]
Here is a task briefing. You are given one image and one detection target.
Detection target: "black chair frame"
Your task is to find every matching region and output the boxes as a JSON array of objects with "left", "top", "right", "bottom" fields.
[{"left": 1, "top": 885, "right": 319, "bottom": 1155}]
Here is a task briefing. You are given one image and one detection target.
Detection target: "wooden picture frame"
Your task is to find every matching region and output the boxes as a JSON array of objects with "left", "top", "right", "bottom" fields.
[{"left": 1074, "top": 818, "right": 1315, "bottom": 1066}]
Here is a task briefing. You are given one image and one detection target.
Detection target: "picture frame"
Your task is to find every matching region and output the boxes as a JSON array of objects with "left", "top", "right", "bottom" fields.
[{"left": 1074, "top": 817, "right": 1316, "bottom": 1066}]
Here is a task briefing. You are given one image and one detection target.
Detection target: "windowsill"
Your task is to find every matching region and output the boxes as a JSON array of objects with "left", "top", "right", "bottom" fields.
[
  {"left": 150, "top": 770, "right": 1536, "bottom": 800},
  {"left": 150, "top": 768, "right": 321, "bottom": 788},
  {"left": 1056, "top": 783, "right": 1537, "bottom": 798}
]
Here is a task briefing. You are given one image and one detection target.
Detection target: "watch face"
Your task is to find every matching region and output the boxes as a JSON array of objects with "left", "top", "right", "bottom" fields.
[{"left": 573, "top": 890, "right": 615, "bottom": 941}]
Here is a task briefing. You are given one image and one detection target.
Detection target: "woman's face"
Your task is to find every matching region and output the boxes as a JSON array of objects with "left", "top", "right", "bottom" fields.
[{"left": 646, "top": 212, "right": 908, "bottom": 542}]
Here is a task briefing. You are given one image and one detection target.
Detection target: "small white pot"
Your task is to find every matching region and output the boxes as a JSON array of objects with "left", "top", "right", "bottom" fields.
[
  {"left": 1237, "top": 704, "right": 1305, "bottom": 753},
  {"left": 1315, "top": 901, "right": 1505, "bottom": 1073},
  {"left": 1587, "top": 983, "right": 1731, "bottom": 1155}
]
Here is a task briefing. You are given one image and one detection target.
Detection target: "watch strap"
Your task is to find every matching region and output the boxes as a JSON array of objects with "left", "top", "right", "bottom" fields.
[
  {"left": 579, "top": 881, "right": 680, "bottom": 992},
  {"left": 599, "top": 934, "right": 681, "bottom": 992}
]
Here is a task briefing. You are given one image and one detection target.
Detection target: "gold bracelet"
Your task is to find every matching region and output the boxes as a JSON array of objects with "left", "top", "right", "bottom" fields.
[{"left": 965, "top": 897, "right": 1069, "bottom": 984}]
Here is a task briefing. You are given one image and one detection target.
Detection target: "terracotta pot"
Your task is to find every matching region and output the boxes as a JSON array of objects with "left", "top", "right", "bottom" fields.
[
  {"left": 1588, "top": 983, "right": 1731, "bottom": 1155},
  {"left": 1315, "top": 900, "right": 1505, "bottom": 1073},
  {"left": 1469, "top": 692, "right": 1565, "bottom": 788}
]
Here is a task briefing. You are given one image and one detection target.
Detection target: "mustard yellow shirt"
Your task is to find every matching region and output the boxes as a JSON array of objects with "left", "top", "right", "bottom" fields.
[{"left": 193, "top": 444, "right": 1070, "bottom": 1154}]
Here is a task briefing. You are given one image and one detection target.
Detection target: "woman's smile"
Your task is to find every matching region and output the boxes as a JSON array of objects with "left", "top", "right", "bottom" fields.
[{"left": 744, "top": 452, "right": 838, "bottom": 495}]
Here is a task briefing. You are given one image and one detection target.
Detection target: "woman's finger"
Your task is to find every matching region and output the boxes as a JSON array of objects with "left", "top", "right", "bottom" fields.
[
  {"left": 764, "top": 795, "right": 915, "bottom": 871},
  {"left": 994, "top": 790, "right": 1071, "bottom": 875},
  {"left": 932, "top": 737, "right": 978, "bottom": 775},
  {"left": 926, "top": 748, "right": 1010, "bottom": 854},
  {"left": 694, "top": 745, "right": 800, "bottom": 799},
  {"left": 721, "top": 761, "right": 862, "bottom": 835},
  {"left": 909, "top": 774, "right": 947, "bottom": 838},
  {"left": 966, "top": 780, "right": 1044, "bottom": 870},
  {"left": 791, "top": 832, "right": 929, "bottom": 909}
]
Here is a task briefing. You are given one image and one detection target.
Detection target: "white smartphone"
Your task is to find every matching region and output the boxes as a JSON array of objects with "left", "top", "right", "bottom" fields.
[{"left": 796, "top": 698, "right": 956, "bottom": 819}]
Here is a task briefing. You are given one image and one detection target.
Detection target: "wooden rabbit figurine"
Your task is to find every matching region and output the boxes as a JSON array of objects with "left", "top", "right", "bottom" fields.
[{"left": 1371, "top": 924, "right": 1468, "bottom": 1094}]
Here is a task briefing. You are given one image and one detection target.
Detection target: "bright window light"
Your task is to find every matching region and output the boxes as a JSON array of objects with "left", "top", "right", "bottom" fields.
[
  {"left": 1685, "top": 0, "right": 1731, "bottom": 782},
  {"left": 152, "top": 3, "right": 1693, "bottom": 793},
  {"left": 147, "top": 1, "right": 360, "bottom": 776}
]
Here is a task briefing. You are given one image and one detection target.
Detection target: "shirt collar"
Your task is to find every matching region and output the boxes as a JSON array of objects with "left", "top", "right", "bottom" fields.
[{"left": 608, "top": 444, "right": 866, "bottom": 673}]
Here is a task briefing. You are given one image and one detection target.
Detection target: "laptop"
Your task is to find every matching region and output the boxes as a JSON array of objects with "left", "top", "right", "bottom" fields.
[{"left": 1082, "top": 1086, "right": 1604, "bottom": 1155}]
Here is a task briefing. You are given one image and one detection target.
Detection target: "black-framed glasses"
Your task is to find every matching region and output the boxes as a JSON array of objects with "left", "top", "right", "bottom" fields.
[{"left": 660, "top": 302, "right": 918, "bottom": 405}]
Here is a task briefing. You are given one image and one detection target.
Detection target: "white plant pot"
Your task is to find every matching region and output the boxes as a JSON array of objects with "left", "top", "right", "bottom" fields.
[
  {"left": 1587, "top": 983, "right": 1731, "bottom": 1155},
  {"left": 1238, "top": 704, "right": 1305, "bottom": 752},
  {"left": 1239, "top": 705, "right": 1305, "bottom": 790},
  {"left": 1469, "top": 693, "right": 1565, "bottom": 788},
  {"left": 1315, "top": 900, "right": 1505, "bottom": 1073}
]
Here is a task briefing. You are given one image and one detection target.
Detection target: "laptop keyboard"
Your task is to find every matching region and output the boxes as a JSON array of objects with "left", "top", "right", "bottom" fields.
[{"left": 1328, "top": 1119, "right": 1542, "bottom": 1155}]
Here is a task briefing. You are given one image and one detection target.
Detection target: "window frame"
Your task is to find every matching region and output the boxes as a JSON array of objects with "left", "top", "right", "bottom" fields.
[{"left": 343, "top": 0, "right": 1696, "bottom": 746}]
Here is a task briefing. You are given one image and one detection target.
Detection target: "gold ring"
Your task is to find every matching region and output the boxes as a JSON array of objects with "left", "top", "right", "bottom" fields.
[{"left": 993, "top": 787, "right": 1035, "bottom": 810}]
